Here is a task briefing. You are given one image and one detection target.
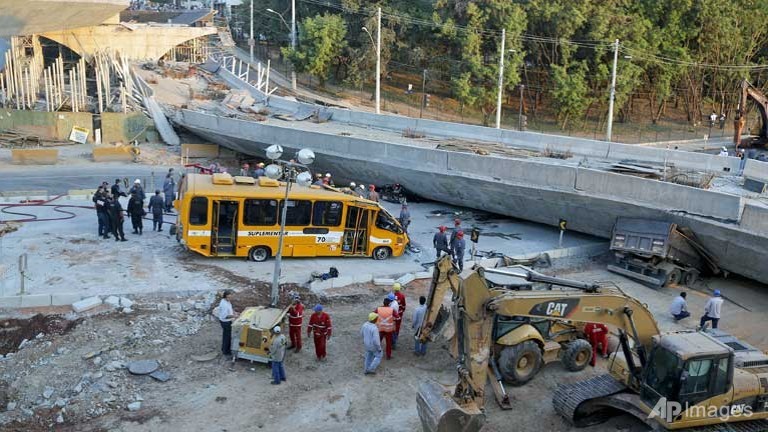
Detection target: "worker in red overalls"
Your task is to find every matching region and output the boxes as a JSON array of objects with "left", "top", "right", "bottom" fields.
[
  {"left": 584, "top": 322, "right": 609, "bottom": 367},
  {"left": 375, "top": 296, "right": 399, "bottom": 360},
  {"left": 393, "top": 283, "right": 406, "bottom": 348},
  {"left": 307, "top": 304, "right": 332, "bottom": 361},
  {"left": 287, "top": 294, "right": 304, "bottom": 353}
]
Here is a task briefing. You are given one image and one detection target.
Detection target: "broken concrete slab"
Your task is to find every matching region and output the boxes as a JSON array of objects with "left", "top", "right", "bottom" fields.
[
  {"left": 127, "top": 401, "right": 142, "bottom": 412},
  {"left": 104, "top": 296, "right": 121, "bottom": 308},
  {"left": 414, "top": 271, "right": 433, "bottom": 280},
  {"left": 191, "top": 352, "right": 219, "bottom": 362},
  {"left": 331, "top": 276, "right": 354, "bottom": 288},
  {"left": 73, "top": 296, "right": 102, "bottom": 313},
  {"left": 149, "top": 370, "right": 170, "bottom": 382},
  {"left": 119, "top": 297, "right": 134, "bottom": 308},
  {"left": 373, "top": 278, "right": 396, "bottom": 286},
  {"left": 20, "top": 294, "right": 52, "bottom": 308},
  {"left": 0, "top": 296, "right": 22, "bottom": 308},
  {"left": 309, "top": 279, "right": 333, "bottom": 292},
  {"left": 51, "top": 293, "right": 82, "bottom": 306},
  {"left": 351, "top": 273, "right": 373, "bottom": 284},
  {"left": 395, "top": 273, "right": 416, "bottom": 287},
  {"left": 127, "top": 360, "right": 159, "bottom": 375}
]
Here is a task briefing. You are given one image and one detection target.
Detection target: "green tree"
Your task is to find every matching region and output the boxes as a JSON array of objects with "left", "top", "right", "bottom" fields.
[
  {"left": 434, "top": 0, "right": 527, "bottom": 126},
  {"left": 283, "top": 13, "right": 348, "bottom": 86},
  {"left": 550, "top": 62, "right": 591, "bottom": 129}
]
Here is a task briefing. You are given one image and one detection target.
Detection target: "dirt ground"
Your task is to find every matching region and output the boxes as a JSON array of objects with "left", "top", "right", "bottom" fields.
[{"left": 2, "top": 258, "right": 768, "bottom": 432}]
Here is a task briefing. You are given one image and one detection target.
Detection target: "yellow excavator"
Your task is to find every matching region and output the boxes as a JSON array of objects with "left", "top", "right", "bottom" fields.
[
  {"left": 418, "top": 255, "right": 594, "bottom": 387},
  {"left": 417, "top": 256, "right": 768, "bottom": 432}
]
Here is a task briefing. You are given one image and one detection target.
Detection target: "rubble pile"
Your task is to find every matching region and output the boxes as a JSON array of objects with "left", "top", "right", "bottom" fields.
[{"left": 0, "top": 293, "right": 218, "bottom": 428}]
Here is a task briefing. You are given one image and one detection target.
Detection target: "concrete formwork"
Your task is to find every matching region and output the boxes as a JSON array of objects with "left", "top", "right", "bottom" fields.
[{"left": 176, "top": 109, "right": 768, "bottom": 285}]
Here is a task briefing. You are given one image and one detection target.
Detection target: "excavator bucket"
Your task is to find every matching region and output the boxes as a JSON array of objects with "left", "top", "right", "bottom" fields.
[{"left": 417, "top": 381, "right": 486, "bottom": 432}]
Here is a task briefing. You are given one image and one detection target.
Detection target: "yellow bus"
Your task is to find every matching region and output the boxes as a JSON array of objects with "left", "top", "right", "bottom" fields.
[{"left": 174, "top": 172, "right": 408, "bottom": 261}]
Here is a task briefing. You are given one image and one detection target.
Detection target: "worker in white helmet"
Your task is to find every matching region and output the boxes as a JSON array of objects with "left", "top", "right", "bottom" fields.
[
  {"left": 128, "top": 178, "right": 146, "bottom": 202},
  {"left": 270, "top": 325, "right": 287, "bottom": 385}
]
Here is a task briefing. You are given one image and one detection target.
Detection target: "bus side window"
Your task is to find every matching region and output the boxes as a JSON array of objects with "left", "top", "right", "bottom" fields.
[
  {"left": 279, "top": 200, "right": 312, "bottom": 225},
  {"left": 244, "top": 199, "right": 278, "bottom": 226},
  {"left": 312, "top": 201, "right": 343, "bottom": 226},
  {"left": 189, "top": 197, "right": 208, "bottom": 225}
]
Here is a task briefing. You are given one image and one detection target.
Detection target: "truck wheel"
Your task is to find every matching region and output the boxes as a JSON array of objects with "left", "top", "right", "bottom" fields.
[
  {"left": 562, "top": 339, "right": 592, "bottom": 372},
  {"left": 665, "top": 268, "right": 682, "bottom": 286},
  {"left": 683, "top": 270, "right": 699, "bottom": 287},
  {"left": 249, "top": 246, "right": 271, "bottom": 262},
  {"left": 498, "top": 341, "right": 542, "bottom": 386}
]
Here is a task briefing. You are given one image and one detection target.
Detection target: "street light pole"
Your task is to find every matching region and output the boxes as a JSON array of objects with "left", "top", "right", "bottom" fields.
[
  {"left": 606, "top": 38, "right": 619, "bottom": 142},
  {"left": 271, "top": 170, "right": 292, "bottom": 306},
  {"left": 518, "top": 84, "right": 525, "bottom": 131},
  {"left": 495, "top": 28, "right": 506, "bottom": 129},
  {"left": 291, "top": 0, "right": 296, "bottom": 91},
  {"left": 419, "top": 69, "right": 427, "bottom": 119},
  {"left": 249, "top": 0, "right": 254, "bottom": 63},
  {"left": 375, "top": 7, "right": 381, "bottom": 114}
]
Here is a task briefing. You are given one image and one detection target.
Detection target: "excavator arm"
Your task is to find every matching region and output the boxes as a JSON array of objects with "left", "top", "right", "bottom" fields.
[
  {"left": 417, "top": 257, "right": 661, "bottom": 432},
  {"left": 417, "top": 255, "right": 461, "bottom": 345},
  {"left": 734, "top": 79, "right": 768, "bottom": 148}
]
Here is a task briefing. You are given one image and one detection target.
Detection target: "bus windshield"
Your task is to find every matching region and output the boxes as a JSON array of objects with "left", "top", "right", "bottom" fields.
[{"left": 376, "top": 208, "right": 402, "bottom": 234}]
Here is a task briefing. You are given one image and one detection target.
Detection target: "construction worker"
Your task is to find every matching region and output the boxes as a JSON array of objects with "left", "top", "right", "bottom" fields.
[
  {"left": 128, "top": 179, "right": 146, "bottom": 202},
  {"left": 287, "top": 294, "right": 304, "bottom": 352},
  {"left": 375, "top": 297, "right": 398, "bottom": 360},
  {"left": 313, "top": 173, "right": 324, "bottom": 186},
  {"left": 433, "top": 225, "right": 449, "bottom": 260},
  {"left": 398, "top": 203, "right": 411, "bottom": 234},
  {"left": 322, "top": 173, "right": 333, "bottom": 186},
  {"left": 239, "top": 163, "right": 250, "bottom": 177},
  {"left": 307, "top": 304, "right": 332, "bottom": 361},
  {"left": 108, "top": 194, "right": 127, "bottom": 242},
  {"left": 344, "top": 182, "right": 357, "bottom": 195},
  {"left": 412, "top": 296, "right": 428, "bottom": 356},
  {"left": 111, "top": 178, "right": 126, "bottom": 198},
  {"left": 217, "top": 290, "right": 238, "bottom": 356},
  {"left": 393, "top": 284, "right": 406, "bottom": 347},
  {"left": 93, "top": 186, "right": 110, "bottom": 239},
  {"left": 355, "top": 183, "right": 366, "bottom": 198},
  {"left": 584, "top": 322, "right": 609, "bottom": 367},
  {"left": 451, "top": 231, "right": 466, "bottom": 272},
  {"left": 450, "top": 218, "right": 462, "bottom": 246},
  {"left": 669, "top": 292, "right": 691, "bottom": 321},
  {"left": 252, "top": 162, "right": 265, "bottom": 178},
  {"left": 269, "top": 326, "right": 287, "bottom": 385},
  {"left": 163, "top": 168, "right": 176, "bottom": 212},
  {"left": 700, "top": 290, "right": 724, "bottom": 329},
  {"left": 361, "top": 312, "right": 382, "bottom": 375},
  {"left": 368, "top": 185, "right": 379, "bottom": 202},
  {"left": 127, "top": 191, "right": 144, "bottom": 235},
  {"left": 148, "top": 190, "right": 164, "bottom": 231}
]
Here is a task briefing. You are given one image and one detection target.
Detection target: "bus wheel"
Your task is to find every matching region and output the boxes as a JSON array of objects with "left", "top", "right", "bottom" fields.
[
  {"left": 249, "top": 246, "right": 271, "bottom": 262},
  {"left": 372, "top": 246, "right": 392, "bottom": 260}
]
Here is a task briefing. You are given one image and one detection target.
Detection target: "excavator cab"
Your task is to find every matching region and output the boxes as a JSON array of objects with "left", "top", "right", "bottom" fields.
[{"left": 639, "top": 332, "right": 734, "bottom": 426}]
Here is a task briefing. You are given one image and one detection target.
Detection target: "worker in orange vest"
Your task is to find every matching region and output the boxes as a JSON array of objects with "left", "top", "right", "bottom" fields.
[
  {"left": 584, "top": 322, "right": 609, "bottom": 367},
  {"left": 287, "top": 294, "right": 304, "bottom": 353},
  {"left": 307, "top": 304, "right": 332, "bottom": 361},
  {"left": 393, "top": 283, "right": 406, "bottom": 348},
  {"left": 374, "top": 296, "right": 399, "bottom": 360}
]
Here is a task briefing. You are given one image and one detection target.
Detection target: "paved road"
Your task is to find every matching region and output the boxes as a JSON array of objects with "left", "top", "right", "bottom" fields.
[{"left": 0, "top": 164, "right": 177, "bottom": 195}]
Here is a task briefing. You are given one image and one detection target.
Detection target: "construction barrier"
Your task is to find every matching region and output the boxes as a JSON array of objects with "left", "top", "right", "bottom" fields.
[
  {"left": 181, "top": 143, "right": 219, "bottom": 158},
  {"left": 92, "top": 146, "right": 134, "bottom": 162},
  {"left": 11, "top": 149, "right": 58, "bottom": 165}
]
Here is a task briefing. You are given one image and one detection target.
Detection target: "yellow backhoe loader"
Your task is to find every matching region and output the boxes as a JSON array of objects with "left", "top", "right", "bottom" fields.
[
  {"left": 417, "top": 256, "right": 768, "bottom": 432},
  {"left": 418, "top": 255, "right": 594, "bottom": 386}
]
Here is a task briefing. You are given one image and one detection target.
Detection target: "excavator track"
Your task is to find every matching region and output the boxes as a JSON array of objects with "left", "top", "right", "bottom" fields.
[
  {"left": 553, "top": 374, "right": 628, "bottom": 427},
  {"left": 554, "top": 375, "right": 768, "bottom": 432}
]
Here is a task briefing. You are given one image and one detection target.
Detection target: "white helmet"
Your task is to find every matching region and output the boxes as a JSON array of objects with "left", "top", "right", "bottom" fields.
[
  {"left": 350, "top": 182, "right": 356, "bottom": 188},
  {"left": 325, "top": 173, "right": 331, "bottom": 177},
  {"left": 134, "top": 179, "right": 141, "bottom": 184},
  {"left": 273, "top": 325, "right": 281, "bottom": 334}
]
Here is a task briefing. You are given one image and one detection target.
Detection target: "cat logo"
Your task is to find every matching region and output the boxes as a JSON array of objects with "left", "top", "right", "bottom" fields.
[
  {"left": 529, "top": 298, "right": 579, "bottom": 318},
  {"left": 546, "top": 302, "right": 569, "bottom": 317}
]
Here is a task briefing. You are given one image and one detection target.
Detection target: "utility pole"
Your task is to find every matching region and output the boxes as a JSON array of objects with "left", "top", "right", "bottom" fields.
[
  {"left": 518, "top": 84, "right": 525, "bottom": 130},
  {"left": 606, "top": 39, "right": 619, "bottom": 142},
  {"left": 375, "top": 7, "right": 381, "bottom": 114},
  {"left": 291, "top": 0, "right": 297, "bottom": 91},
  {"left": 419, "top": 69, "right": 427, "bottom": 119},
  {"left": 495, "top": 28, "right": 506, "bottom": 129},
  {"left": 249, "top": 0, "right": 254, "bottom": 63}
]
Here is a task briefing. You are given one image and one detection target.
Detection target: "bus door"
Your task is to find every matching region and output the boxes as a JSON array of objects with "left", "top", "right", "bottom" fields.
[
  {"left": 211, "top": 200, "right": 239, "bottom": 255},
  {"left": 342, "top": 206, "right": 369, "bottom": 255}
]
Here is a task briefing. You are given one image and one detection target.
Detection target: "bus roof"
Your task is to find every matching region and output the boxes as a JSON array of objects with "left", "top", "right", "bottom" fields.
[{"left": 185, "top": 172, "right": 380, "bottom": 206}]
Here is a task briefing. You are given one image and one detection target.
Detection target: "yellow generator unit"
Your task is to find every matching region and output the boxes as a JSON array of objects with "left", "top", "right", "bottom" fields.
[{"left": 231, "top": 306, "right": 288, "bottom": 363}]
